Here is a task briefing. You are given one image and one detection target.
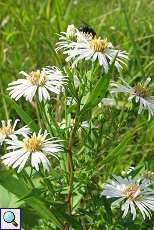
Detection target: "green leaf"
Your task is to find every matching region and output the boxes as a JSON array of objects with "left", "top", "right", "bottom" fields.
[
  {"left": 21, "top": 189, "right": 83, "bottom": 229},
  {"left": 0, "top": 169, "right": 29, "bottom": 196},
  {"left": 129, "top": 165, "right": 144, "bottom": 178},
  {"left": 26, "top": 198, "right": 63, "bottom": 229},
  {"left": 0, "top": 185, "right": 21, "bottom": 208},
  {"left": 0, "top": 169, "right": 63, "bottom": 229},
  {"left": 82, "top": 53, "right": 118, "bottom": 111},
  {"left": 102, "top": 127, "right": 141, "bottom": 164},
  {"left": 4, "top": 95, "right": 38, "bottom": 131},
  {"left": 101, "top": 196, "right": 112, "bottom": 224},
  {"left": 53, "top": 207, "right": 84, "bottom": 230},
  {"left": 82, "top": 76, "right": 110, "bottom": 110}
]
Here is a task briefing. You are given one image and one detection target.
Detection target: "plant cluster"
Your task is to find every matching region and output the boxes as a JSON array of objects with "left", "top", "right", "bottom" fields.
[{"left": 0, "top": 24, "right": 154, "bottom": 230}]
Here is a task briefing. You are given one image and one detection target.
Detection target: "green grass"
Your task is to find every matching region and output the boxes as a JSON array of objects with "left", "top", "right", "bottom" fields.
[{"left": 0, "top": 0, "right": 154, "bottom": 229}]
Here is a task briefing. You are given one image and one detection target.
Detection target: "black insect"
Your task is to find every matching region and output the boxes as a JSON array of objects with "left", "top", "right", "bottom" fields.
[{"left": 78, "top": 23, "right": 96, "bottom": 38}]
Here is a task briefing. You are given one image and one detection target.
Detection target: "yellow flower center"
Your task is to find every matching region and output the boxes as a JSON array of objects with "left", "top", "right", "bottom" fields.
[
  {"left": 0, "top": 126, "right": 12, "bottom": 136},
  {"left": 90, "top": 37, "right": 109, "bottom": 52},
  {"left": 133, "top": 83, "right": 150, "bottom": 98},
  {"left": 23, "top": 137, "right": 43, "bottom": 152},
  {"left": 124, "top": 183, "right": 140, "bottom": 200},
  {"left": 27, "top": 70, "right": 46, "bottom": 86}
]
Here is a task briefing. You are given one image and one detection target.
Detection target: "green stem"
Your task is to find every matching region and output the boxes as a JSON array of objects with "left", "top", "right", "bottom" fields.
[
  {"left": 39, "top": 170, "right": 54, "bottom": 193},
  {"left": 0, "top": 80, "right": 9, "bottom": 120},
  {"left": 37, "top": 100, "right": 54, "bottom": 135},
  {"left": 65, "top": 104, "right": 80, "bottom": 230},
  {"left": 35, "top": 100, "right": 42, "bottom": 129},
  {"left": 22, "top": 170, "right": 35, "bottom": 189}
]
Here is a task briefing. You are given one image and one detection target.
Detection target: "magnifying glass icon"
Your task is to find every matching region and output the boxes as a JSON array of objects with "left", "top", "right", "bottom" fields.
[{"left": 3, "top": 211, "right": 18, "bottom": 227}]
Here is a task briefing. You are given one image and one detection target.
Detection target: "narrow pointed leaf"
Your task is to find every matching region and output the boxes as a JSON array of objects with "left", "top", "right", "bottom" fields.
[
  {"left": 4, "top": 95, "right": 38, "bottom": 131},
  {"left": 82, "top": 53, "right": 118, "bottom": 111}
]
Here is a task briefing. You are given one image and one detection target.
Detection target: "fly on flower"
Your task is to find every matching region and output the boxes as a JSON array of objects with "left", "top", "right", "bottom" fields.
[
  {"left": 7, "top": 66, "right": 67, "bottom": 102},
  {"left": 56, "top": 24, "right": 128, "bottom": 73},
  {"left": 56, "top": 24, "right": 94, "bottom": 53},
  {"left": 0, "top": 119, "right": 30, "bottom": 145},
  {"left": 1, "top": 129, "right": 63, "bottom": 173},
  {"left": 102, "top": 175, "right": 154, "bottom": 220},
  {"left": 78, "top": 23, "right": 96, "bottom": 38},
  {"left": 66, "top": 35, "right": 128, "bottom": 72},
  {"left": 56, "top": 23, "right": 95, "bottom": 56},
  {"left": 111, "top": 77, "right": 154, "bottom": 120}
]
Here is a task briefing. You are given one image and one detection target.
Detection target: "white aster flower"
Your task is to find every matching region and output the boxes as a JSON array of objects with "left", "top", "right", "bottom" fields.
[
  {"left": 61, "top": 33, "right": 128, "bottom": 73},
  {"left": 56, "top": 25, "right": 96, "bottom": 52},
  {"left": 56, "top": 24, "right": 78, "bottom": 52},
  {"left": 66, "top": 24, "right": 77, "bottom": 39},
  {"left": 102, "top": 175, "right": 154, "bottom": 220},
  {"left": 7, "top": 66, "right": 67, "bottom": 102},
  {"left": 1, "top": 130, "right": 63, "bottom": 173},
  {"left": 111, "top": 78, "right": 154, "bottom": 120},
  {"left": 0, "top": 119, "right": 30, "bottom": 145}
]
